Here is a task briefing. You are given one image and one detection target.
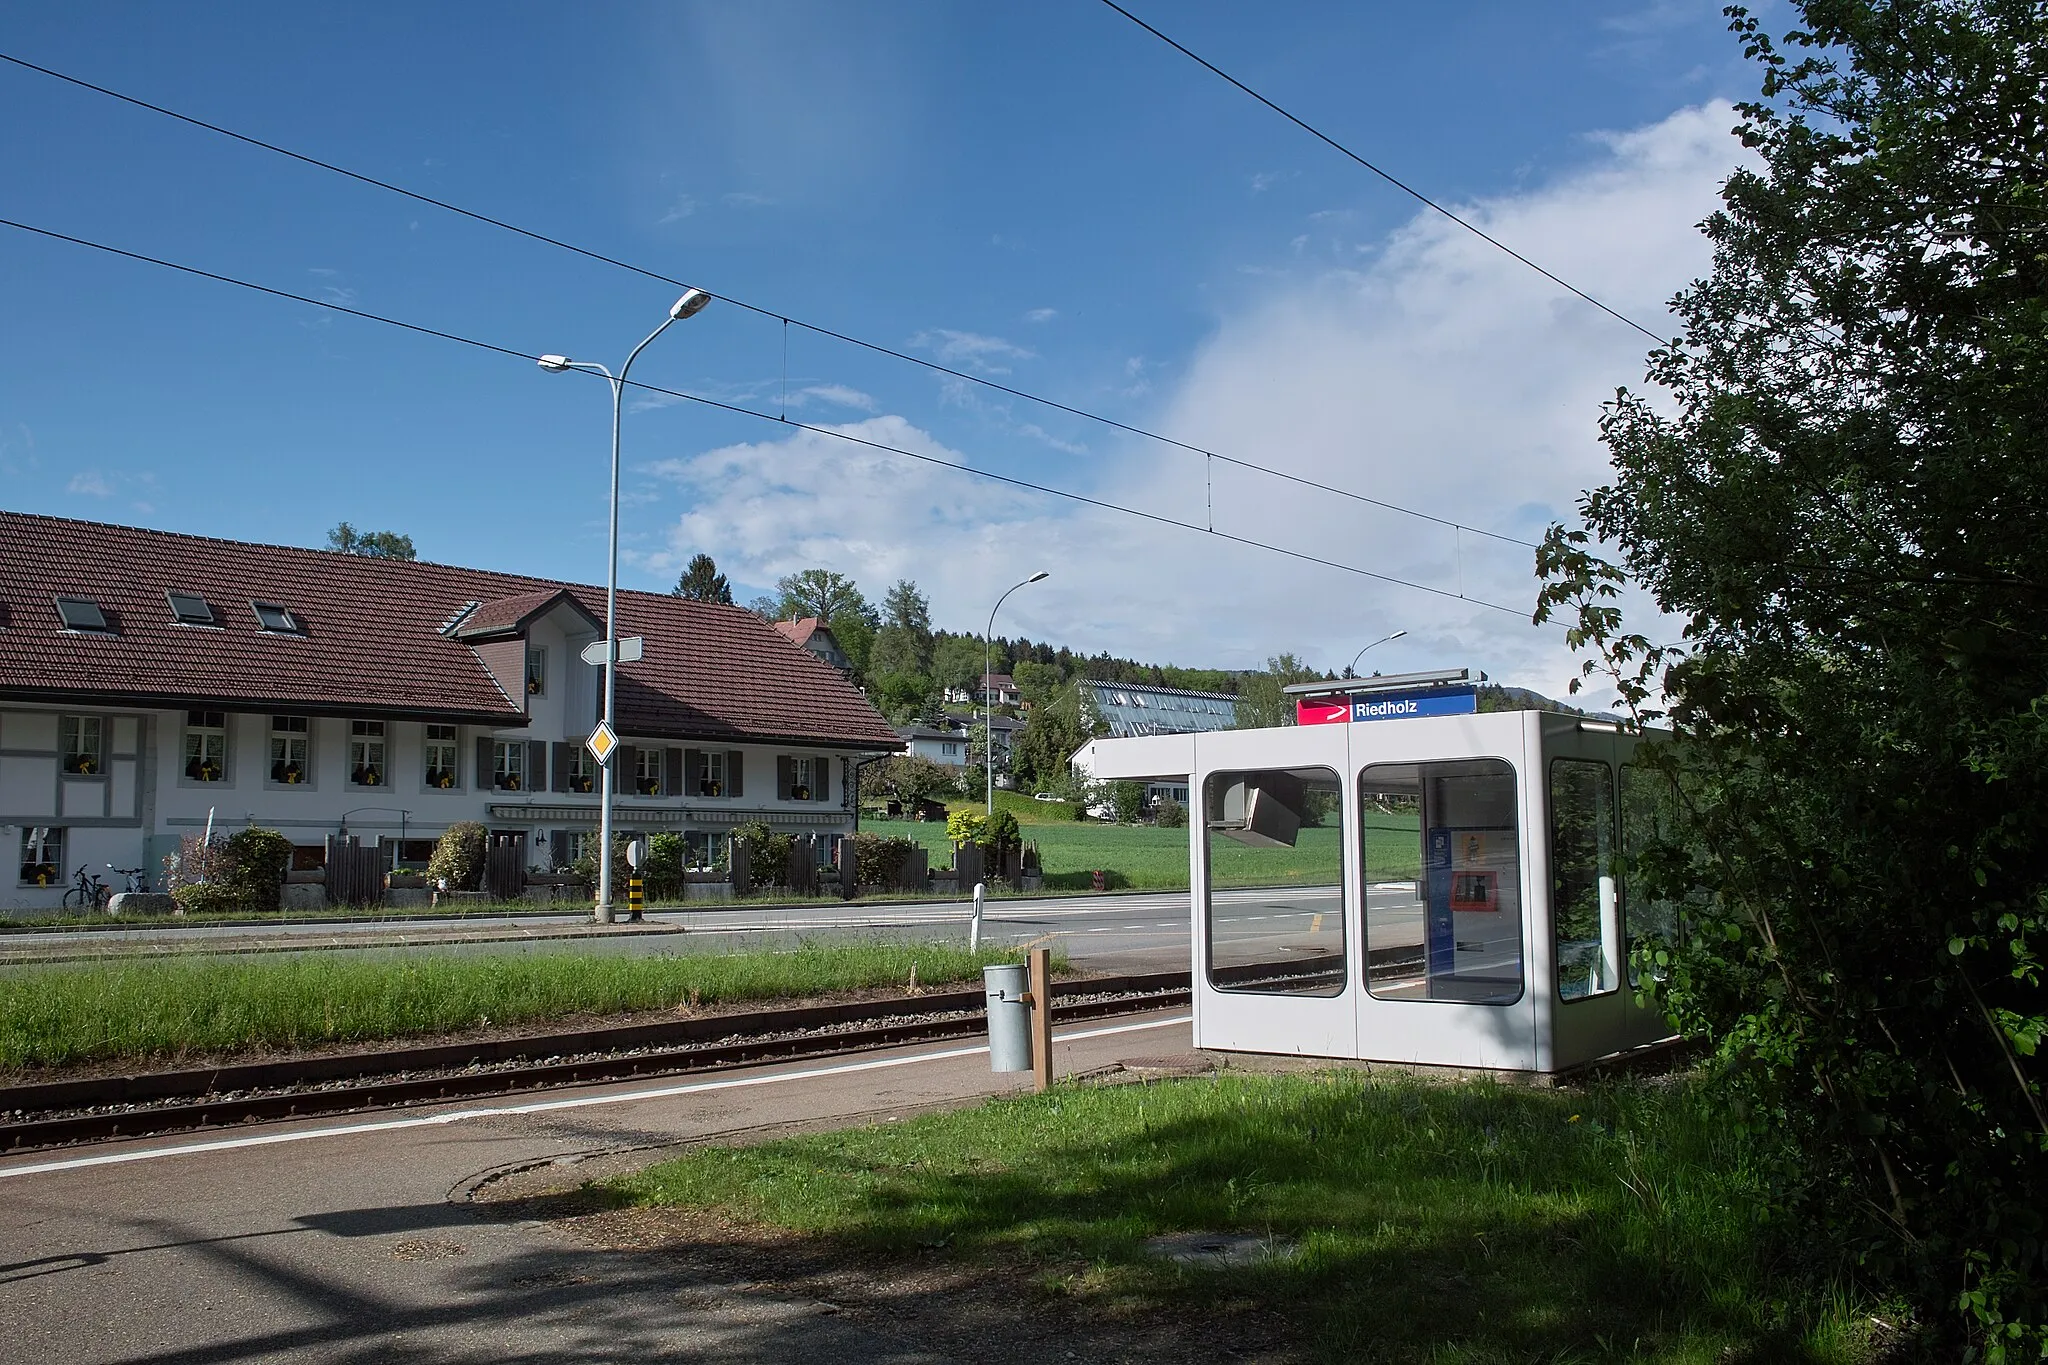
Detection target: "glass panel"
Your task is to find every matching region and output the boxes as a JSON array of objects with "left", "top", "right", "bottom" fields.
[
  {"left": 1362, "top": 759, "right": 1524, "bottom": 1004},
  {"left": 425, "top": 725, "right": 460, "bottom": 788},
  {"left": 20, "top": 826, "right": 64, "bottom": 885},
  {"left": 1550, "top": 759, "right": 1619, "bottom": 1001},
  {"left": 494, "top": 742, "right": 525, "bottom": 791},
  {"left": 1620, "top": 762, "right": 1682, "bottom": 989},
  {"left": 525, "top": 647, "right": 547, "bottom": 697},
  {"left": 1204, "top": 766, "right": 1346, "bottom": 996},
  {"left": 61, "top": 716, "right": 103, "bottom": 773}
]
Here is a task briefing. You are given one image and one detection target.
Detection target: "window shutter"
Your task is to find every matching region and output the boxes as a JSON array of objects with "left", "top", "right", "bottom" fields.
[
  {"left": 552, "top": 742, "right": 571, "bottom": 792},
  {"left": 528, "top": 741, "right": 548, "bottom": 789},
  {"left": 815, "top": 754, "right": 832, "bottom": 801},
  {"left": 476, "top": 736, "right": 494, "bottom": 789},
  {"left": 683, "top": 748, "right": 702, "bottom": 794},
  {"left": 727, "top": 751, "right": 744, "bottom": 798},
  {"left": 665, "top": 747, "right": 683, "bottom": 797},
  {"left": 776, "top": 755, "right": 794, "bottom": 800},
  {"left": 617, "top": 746, "right": 638, "bottom": 792}
]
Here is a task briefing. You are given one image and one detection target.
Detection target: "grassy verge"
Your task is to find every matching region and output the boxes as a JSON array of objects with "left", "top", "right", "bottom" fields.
[
  {"left": 0, "top": 940, "right": 1049, "bottom": 1073},
  {"left": 611, "top": 1071, "right": 1892, "bottom": 1363}
]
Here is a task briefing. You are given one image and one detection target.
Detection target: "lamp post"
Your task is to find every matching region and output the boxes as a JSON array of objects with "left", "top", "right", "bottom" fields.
[
  {"left": 984, "top": 571, "right": 1048, "bottom": 821},
  {"left": 538, "top": 288, "right": 711, "bottom": 922},
  {"left": 1347, "top": 629, "right": 1408, "bottom": 677}
]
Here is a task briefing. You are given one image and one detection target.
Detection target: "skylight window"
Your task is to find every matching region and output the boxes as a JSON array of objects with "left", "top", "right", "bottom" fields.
[
  {"left": 166, "top": 591, "right": 216, "bottom": 626},
  {"left": 252, "top": 602, "right": 303, "bottom": 634},
  {"left": 54, "top": 596, "right": 112, "bottom": 633}
]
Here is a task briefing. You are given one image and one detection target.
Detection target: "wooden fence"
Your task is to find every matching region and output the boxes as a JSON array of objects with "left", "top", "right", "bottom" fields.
[
  {"left": 324, "top": 836, "right": 384, "bottom": 907},
  {"left": 483, "top": 838, "right": 527, "bottom": 900}
]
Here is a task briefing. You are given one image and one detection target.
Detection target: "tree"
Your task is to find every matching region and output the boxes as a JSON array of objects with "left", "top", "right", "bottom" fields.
[
  {"left": 326, "top": 522, "right": 416, "bottom": 560},
  {"left": 774, "top": 569, "right": 867, "bottom": 623},
  {"left": 881, "top": 578, "right": 931, "bottom": 635},
  {"left": 868, "top": 670, "right": 940, "bottom": 726},
  {"left": 1012, "top": 659, "right": 1065, "bottom": 709},
  {"left": 932, "top": 635, "right": 986, "bottom": 698},
  {"left": 1012, "top": 679, "right": 1105, "bottom": 789},
  {"left": 872, "top": 579, "right": 934, "bottom": 678},
  {"left": 1537, "top": 4, "right": 2048, "bottom": 1351},
  {"left": 868, "top": 754, "right": 954, "bottom": 809},
  {"left": 1231, "top": 653, "right": 1320, "bottom": 729},
  {"left": 672, "top": 553, "right": 733, "bottom": 604}
]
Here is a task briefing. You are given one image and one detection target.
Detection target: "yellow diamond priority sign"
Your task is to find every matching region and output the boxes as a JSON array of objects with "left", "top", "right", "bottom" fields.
[{"left": 586, "top": 721, "right": 619, "bottom": 766}]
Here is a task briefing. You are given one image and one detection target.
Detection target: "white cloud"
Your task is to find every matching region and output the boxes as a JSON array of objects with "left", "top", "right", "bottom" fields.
[
  {"left": 722, "top": 191, "right": 774, "bottom": 208},
  {"left": 654, "top": 104, "right": 1743, "bottom": 702},
  {"left": 1023, "top": 308, "right": 1058, "bottom": 324},
  {"left": 1251, "top": 170, "right": 1294, "bottom": 193},
  {"left": 659, "top": 194, "right": 698, "bottom": 224},
  {"left": 789, "top": 383, "right": 877, "bottom": 411},
  {"left": 910, "top": 328, "right": 1036, "bottom": 375},
  {"left": 67, "top": 471, "right": 113, "bottom": 497}
]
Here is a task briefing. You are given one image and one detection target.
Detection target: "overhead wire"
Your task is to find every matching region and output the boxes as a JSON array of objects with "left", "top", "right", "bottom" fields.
[
  {"left": 0, "top": 215, "right": 1532, "bottom": 619},
  {"left": 0, "top": 48, "right": 1537, "bottom": 552},
  {"left": 1095, "top": 0, "right": 1670, "bottom": 348}
]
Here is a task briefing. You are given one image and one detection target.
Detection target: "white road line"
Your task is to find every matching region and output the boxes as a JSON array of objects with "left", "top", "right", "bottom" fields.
[{"left": 0, "top": 1015, "right": 1194, "bottom": 1181}]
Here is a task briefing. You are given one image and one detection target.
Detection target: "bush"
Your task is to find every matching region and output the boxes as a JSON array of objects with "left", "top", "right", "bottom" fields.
[
  {"left": 985, "top": 808, "right": 1021, "bottom": 858},
  {"left": 569, "top": 833, "right": 630, "bottom": 893},
  {"left": 852, "top": 833, "right": 919, "bottom": 887},
  {"left": 643, "top": 832, "right": 685, "bottom": 901},
  {"left": 732, "top": 821, "right": 794, "bottom": 890},
  {"left": 1153, "top": 795, "right": 1187, "bottom": 829},
  {"left": 165, "top": 828, "right": 290, "bottom": 915},
  {"left": 427, "top": 822, "right": 487, "bottom": 891},
  {"left": 1107, "top": 781, "right": 1146, "bottom": 825},
  {"left": 945, "top": 809, "right": 987, "bottom": 848},
  {"left": 222, "top": 829, "right": 293, "bottom": 912}
]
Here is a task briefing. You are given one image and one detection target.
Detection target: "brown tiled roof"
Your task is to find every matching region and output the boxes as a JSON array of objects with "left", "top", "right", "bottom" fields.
[
  {"left": 454, "top": 588, "right": 598, "bottom": 640},
  {"left": 772, "top": 617, "right": 822, "bottom": 648},
  {"left": 0, "top": 512, "right": 902, "bottom": 749}
]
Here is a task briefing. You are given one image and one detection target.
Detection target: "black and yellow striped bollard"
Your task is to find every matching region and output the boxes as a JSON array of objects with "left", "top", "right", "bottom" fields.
[{"left": 627, "top": 873, "right": 644, "bottom": 922}]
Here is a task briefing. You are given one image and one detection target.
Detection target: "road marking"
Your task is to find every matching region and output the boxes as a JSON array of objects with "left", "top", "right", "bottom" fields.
[
  {"left": 1310, "top": 913, "right": 1323, "bottom": 934},
  {"left": 0, "top": 1015, "right": 1194, "bottom": 1181}
]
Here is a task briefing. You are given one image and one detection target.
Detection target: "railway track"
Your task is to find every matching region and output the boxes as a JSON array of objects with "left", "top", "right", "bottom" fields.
[{"left": 0, "top": 970, "right": 1192, "bottom": 1154}]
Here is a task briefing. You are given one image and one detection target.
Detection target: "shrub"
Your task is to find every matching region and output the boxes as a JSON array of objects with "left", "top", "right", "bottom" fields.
[
  {"left": 946, "top": 809, "right": 987, "bottom": 848},
  {"left": 1107, "top": 781, "right": 1146, "bottom": 825},
  {"left": 1153, "top": 795, "right": 1187, "bottom": 829},
  {"left": 643, "top": 832, "right": 685, "bottom": 901},
  {"left": 985, "top": 808, "right": 1021, "bottom": 858},
  {"left": 852, "top": 833, "right": 920, "bottom": 887},
  {"left": 222, "top": 828, "right": 293, "bottom": 912},
  {"left": 732, "top": 821, "right": 794, "bottom": 890},
  {"left": 427, "top": 822, "right": 487, "bottom": 891},
  {"left": 164, "top": 829, "right": 289, "bottom": 915},
  {"left": 568, "top": 833, "right": 630, "bottom": 892}
]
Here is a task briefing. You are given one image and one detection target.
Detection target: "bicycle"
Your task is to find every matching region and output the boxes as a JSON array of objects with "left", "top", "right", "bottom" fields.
[
  {"left": 108, "top": 864, "right": 151, "bottom": 895},
  {"left": 62, "top": 864, "right": 110, "bottom": 911}
]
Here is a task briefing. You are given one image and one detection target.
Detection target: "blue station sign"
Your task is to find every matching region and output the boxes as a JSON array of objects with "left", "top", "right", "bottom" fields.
[{"left": 1297, "top": 684, "right": 1479, "bottom": 726}]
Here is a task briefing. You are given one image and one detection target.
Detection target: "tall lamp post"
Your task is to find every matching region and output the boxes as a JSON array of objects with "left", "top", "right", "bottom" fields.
[
  {"left": 538, "top": 289, "right": 711, "bottom": 923},
  {"left": 984, "top": 571, "right": 1048, "bottom": 821},
  {"left": 1347, "top": 629, "right": 1408, "bottom": 677}
]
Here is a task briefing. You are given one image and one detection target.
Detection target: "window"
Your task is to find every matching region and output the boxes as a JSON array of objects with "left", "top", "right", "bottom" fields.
[
  {"left": 392, "top": 839, "right": 437, "bottom": 870},
  {"left": 1621, "top": 763, "right": 1682, "bottom": 989},
  {"left": 693, "top": 749, "right": 726, "bottom": 797},
  {"left": 791, "top": 756, "right": 815, "bottom": 801},
  {"left": 525, "top": 645, "right": 547, "bottom": 697},
  {"left": 1361, "top": 759, "right": 1524, "bottom": 1005},
  {"left": 270, "top": 715, "right": 310, "bottom": 784},
  {"left": 684, "top": 830, "right": 726, "bottom": 870},
  {"left": 253, "top": 601, "right": 302, "bottom": 634},
  {"left": 634, "top": 746, "right": 664, "bottom": 796},
  {"left": 19, "top": 827, "right": 63, "bottom": 886},
  {"left": 349, "top": 720, "right": 387, "bottom": 787},
  {"left": 1551, "top": 759, "right": 1619, "bottom": 1001},
  {"left": 183, "top": 710, "right": 226, "bottom": 782},
  {"left": 492, "top": 740, "right": 525, "bottom": 791},
  {"left": 166, "top": 591, "right": 215, "bottom": 626},
  {"left": 424, "top": 725, "right": 460, "bottom": 788},
  {"left": 54, "top": 596, "right": 111, "bottom": 632},
  {"left": 1204, "top": 766, "right": 1346, "bottom": 996},
  {"left": 565, "top": 746, "right": 595, "bottom": 793},
  {"left": 59, "top": 715, "right": 103, "bottom": 775}
]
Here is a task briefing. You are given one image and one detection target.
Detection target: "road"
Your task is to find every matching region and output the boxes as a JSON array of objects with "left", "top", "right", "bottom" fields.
[
  {"left": 0, "top": 1011, "right": 1198, "bottom": 1364},
  {"left": 3, "top": 887, "right": 1432, "bottom": 976}
]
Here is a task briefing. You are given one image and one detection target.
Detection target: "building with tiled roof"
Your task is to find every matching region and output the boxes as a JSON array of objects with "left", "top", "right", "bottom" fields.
[
  {"left": 770, "top": 616, "right": 852, "bottom": 674},
  {"left": 0, "top": 511, "right": 901, "bottom": 908}
]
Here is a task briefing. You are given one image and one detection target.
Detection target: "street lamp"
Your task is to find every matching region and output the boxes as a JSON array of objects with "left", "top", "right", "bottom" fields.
[
  {"left": 538, "top": 288, "right": 711, "bottom": 923},
  {"left": 1347, "top": 629, "right": 1408, "bottom": 677},
  {"left": 985, "top": 571, "right": 1048, "bottom": 821}
]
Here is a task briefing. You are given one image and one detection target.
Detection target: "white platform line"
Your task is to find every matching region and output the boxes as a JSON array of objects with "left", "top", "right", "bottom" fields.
[{"left": 0, "top": 1015, "right": 1193, "bottom": 1180}]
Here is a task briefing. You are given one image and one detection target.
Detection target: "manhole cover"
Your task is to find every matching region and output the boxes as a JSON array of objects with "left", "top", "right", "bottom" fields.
[{"left": 1143, "top": 1231, "right": 1293, "bottom": 1267}]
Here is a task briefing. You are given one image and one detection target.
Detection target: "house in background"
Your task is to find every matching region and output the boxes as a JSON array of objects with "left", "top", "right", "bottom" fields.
[
  {"left": 895, "top": 723, "right": 969, "bottom": 768},
  {"left": 0, "top": 512, "right": 901, "bottom": 911},
  {"left": 1071, "top": 680, "right": 1240, "bottom": 808},
  {"left": 942, "top": 672, "right": 1021, "bottom": 708},
  {"left": 772, "top": 617, "right": 853, "bottom": 674}
]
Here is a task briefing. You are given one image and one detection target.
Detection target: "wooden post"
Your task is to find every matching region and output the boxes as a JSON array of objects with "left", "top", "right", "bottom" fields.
[{"left": 1027, "top": 945, "right": 1054, "bottom": 1093}]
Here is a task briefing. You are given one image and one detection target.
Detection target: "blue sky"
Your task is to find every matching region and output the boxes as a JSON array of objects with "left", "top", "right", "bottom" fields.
[{"left": 0, "top": 2, "right": 1764, "bottom": 698}]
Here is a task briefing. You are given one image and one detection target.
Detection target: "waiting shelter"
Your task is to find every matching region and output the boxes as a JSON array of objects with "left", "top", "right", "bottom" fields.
[{"left": 1076, "top": 670, "right": 1677, "bottom": 1074}]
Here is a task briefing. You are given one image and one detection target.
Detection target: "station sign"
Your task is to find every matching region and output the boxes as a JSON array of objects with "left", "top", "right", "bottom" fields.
[{"left": 1296, "top": 684, "right": 1479, "bottom": 726}]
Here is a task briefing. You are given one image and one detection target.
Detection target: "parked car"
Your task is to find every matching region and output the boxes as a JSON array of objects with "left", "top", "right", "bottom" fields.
[{"left": 1033, "top": 792, "right": 1062, "bottom": 802}]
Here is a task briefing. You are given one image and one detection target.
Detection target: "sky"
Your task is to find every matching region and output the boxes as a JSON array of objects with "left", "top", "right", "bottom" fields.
[{"left": 0, "top": 1, "right": 1770, "bottom": 704}]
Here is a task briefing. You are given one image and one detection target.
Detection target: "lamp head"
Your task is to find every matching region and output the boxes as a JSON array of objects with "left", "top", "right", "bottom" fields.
[
  {"left": 670, "top": 288, "right": 712, "bottom": 320},
  {"left": 1388, "top": 629, "right": 1409, "bottom": 641},
  {"left": 1027, "top": 570, "right": 1050, "bottom": 583},
  {"left": 537, "top": 355, "right": 573, "bottom": 371}
]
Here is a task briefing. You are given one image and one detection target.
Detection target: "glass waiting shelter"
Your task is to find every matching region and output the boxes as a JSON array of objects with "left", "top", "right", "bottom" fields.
[{"left": 1076, "top": 671, "right": 1676, "bottom": 1073}]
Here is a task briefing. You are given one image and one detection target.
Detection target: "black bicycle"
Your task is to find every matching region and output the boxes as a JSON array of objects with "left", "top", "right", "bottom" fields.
[
  {"left": 108, "top": 864, "right": 151, "bottom": 895},
  {"left": 63, "top": 864, "right": 110, "bottom": 911}
]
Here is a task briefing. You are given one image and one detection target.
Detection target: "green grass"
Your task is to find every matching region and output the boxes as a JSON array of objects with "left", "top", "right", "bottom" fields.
[
  {"left": 864, "top": 810, "right": 1423, "bottom": 891},
  {"left": 0, "top": 940, "right": 1051, "bottom": 1073},
  {"left": 611, "top": 1071, "right": 1892, "bottom": 1363}
]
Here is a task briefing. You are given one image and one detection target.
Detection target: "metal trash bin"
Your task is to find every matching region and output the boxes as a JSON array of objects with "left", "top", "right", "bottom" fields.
[{"left": 984, "top": 962, "right": 1032, "bottom": 1073}]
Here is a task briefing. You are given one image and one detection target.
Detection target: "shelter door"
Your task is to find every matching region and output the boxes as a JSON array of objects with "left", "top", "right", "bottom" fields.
[{"left": 1544, "top": 730, "right": 1626, "bottom": 1069}]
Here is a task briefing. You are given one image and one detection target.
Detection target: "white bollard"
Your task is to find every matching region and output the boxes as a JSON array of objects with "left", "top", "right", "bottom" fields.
[{"left": 969, "top": 880, "right": 986, "bottom": 953}]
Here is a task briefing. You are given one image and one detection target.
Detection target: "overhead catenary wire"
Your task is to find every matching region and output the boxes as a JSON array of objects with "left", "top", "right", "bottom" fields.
[
  {"left": 0, "top": 215, "right": 1531, "bottom": 619},
  {"left": 1095, "top": 0, "right": 1669, "bottom": 349},
  {"left": 0, "top": 48, "right": 1536, "bottom": 552}
]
